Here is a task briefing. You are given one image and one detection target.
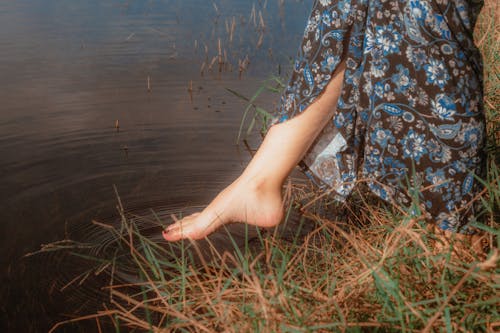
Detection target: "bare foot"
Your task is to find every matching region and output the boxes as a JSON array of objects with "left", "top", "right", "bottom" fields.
[{"left": 162, "top": 177, "right": 284, "bottom": 241}]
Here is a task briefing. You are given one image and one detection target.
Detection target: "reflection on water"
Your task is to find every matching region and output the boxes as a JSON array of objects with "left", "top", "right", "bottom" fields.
[{"left": 0, "top": 0, "right": 310, "bottom": 331}]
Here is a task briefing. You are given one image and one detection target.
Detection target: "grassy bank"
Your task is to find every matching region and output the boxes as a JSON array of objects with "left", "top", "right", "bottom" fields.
[
  {"left": 45, "top": 1, "right": 499, "bottom": 332},
  {"left": 48, "top": 197, "right": 499, "bottom": 332}
]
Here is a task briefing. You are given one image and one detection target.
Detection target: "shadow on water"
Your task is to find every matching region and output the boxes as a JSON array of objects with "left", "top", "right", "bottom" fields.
[{"left": 0, "top": 0, "right": 311, "bottom": 331}]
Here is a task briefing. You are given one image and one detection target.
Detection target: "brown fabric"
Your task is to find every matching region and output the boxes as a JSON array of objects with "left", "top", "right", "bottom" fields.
[{"left": 271, "top": 0, "right": 486, "bottom": 232}]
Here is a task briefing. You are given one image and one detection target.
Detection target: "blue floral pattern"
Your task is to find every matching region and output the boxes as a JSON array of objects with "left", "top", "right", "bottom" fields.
[{"left": 270, "top": 0, "right": 486, "bottom": 233}]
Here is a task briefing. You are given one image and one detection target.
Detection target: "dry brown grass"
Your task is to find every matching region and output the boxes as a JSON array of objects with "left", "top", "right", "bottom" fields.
[{"left": 47, "top": 186, "right": 498, "bottom": 332}]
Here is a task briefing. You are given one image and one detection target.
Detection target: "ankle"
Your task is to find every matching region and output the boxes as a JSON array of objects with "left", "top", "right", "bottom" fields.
[{"left": 238, "top": 173, "right": 283, "bottom": 193}]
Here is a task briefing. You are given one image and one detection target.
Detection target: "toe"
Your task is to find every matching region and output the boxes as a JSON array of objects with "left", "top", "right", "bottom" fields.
[
  {"left": 165, "top": 212, "right": 200, "bottom": 232},
  {"left": 162, "top": 207, "right": 228, "bottom": 242},
  {"left": 163, "top": 214, "right": 200, "bottom": 241},
  {"left": 162, "top": 228, "right": 182, "bottom": 241}
]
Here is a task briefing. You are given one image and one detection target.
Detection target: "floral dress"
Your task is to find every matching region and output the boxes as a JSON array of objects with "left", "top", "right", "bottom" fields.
[{"left": 272, "top": 0, "right": 486, "bottom": 232}]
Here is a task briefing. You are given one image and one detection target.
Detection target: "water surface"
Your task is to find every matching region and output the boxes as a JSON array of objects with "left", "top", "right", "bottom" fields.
[{"left": 0, "top": 0, "right": 311, "bottom": 331}]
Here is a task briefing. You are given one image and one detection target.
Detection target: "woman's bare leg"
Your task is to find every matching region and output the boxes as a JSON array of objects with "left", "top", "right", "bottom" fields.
[{"left": 163, "top": 63, "right": 346, "bottom": 241}]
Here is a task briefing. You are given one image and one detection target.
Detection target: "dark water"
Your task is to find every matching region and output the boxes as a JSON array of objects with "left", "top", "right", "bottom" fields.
[{"left": 0, "top": 0, "right": 310, "bottom": 331}]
